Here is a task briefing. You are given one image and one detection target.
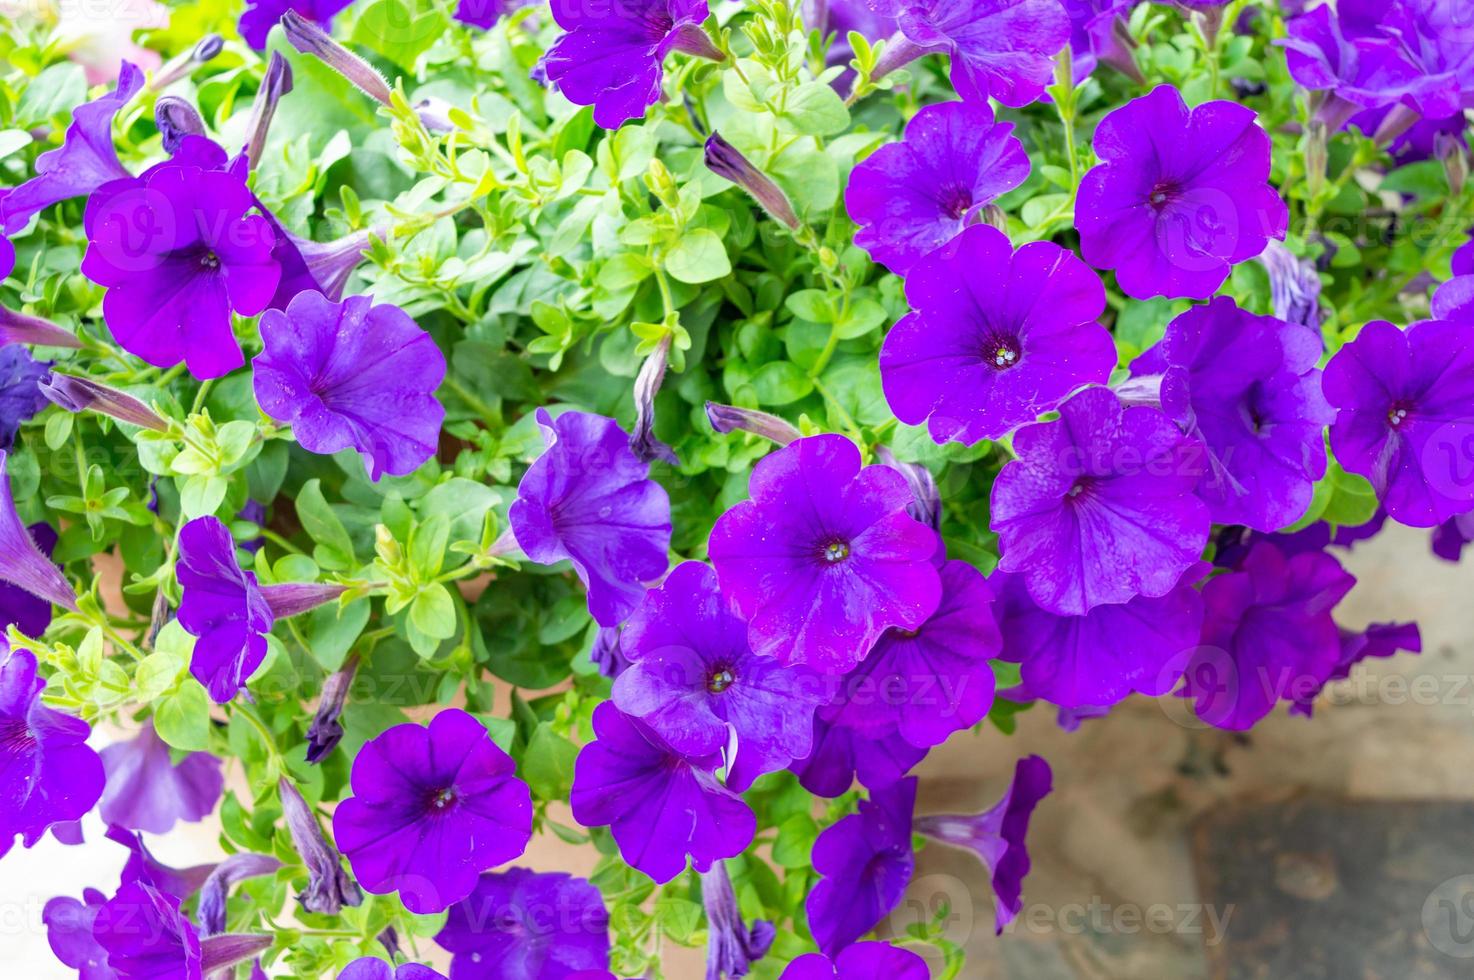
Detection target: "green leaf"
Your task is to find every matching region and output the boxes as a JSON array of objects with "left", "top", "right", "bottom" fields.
[
  {"left": 303, "top": 598, "right": 371, "bottom": 672},
  {"left": 296, "top": 479, "right": 355, "bottom": 570},
  {"left": 751, "top": 362, "right": 814, "bottom": 405},
  {"left": 520, "top": 722, "right": 578, "bottom": 801},
  {"left": 664, "top": 229, "right": 731, "bottom": 284},
  {"left": 779, "top": 82, "right": 850, "bottom": 136},
  {"left": 154, "top": 682, "right": 212, "bottom": 752},
  {"left": 772, "top": 813, "right": 819, "bottom": 868},
  {"left": 351, "top": 0, "right": 448, "bottom": 70},
  {"left": 409, "top": 583, "right": 457, "bottom": 641}
]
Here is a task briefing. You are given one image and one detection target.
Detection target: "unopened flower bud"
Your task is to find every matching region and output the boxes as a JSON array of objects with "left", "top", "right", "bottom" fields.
[
  {"left": 155, "top": 97, "right": 206, "bottom": 155},
  {"left": 705, "top": 403, "right": 800, "bottom": 445},
  {"left": 39, "top": 371, "right": 169, "bottom": 431},
  {"left": 704, "top": 132, "right": 800, "bottom": 229},
  {"left": 282, "top": 10, "right": 392, "bottom": 106}
]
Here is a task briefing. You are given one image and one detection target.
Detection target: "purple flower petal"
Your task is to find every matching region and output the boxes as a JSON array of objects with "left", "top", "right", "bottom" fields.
[
  {"left": 806, "top": 777, "right": 915, "bottom": 957},
  {"left": 239, "top": 0, "right": 354, "bottom": 50},
  {"left": 99, "top": 721, "right": 224, "bottom": 834},
  {"left": 176, "top": 516, "right": 275, "bottom": 704},
  {"left": 790, "top": 712, "right": 927, "bottom": 798},
  {"left": 436, "top": 868, "right": 611, "bottom": 979},
  {"left": 779, "top": 941, "right": 929, "bottom": 979}
]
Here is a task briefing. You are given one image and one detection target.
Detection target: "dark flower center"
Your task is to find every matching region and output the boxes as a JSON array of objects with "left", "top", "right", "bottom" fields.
[
  {"left": 1066, "top": 476, "right": 1096, "bottom": 501},
  {"left": 1387, "top": 402, "right": 1412, "bottom": 428},
  {"left": 939, "top": 185, "right": 974, "bottom": 220},
  {"left": 1148, "top": 182, "right": 1178, "bottom": 211},
  {"left": 821, "top": 540, "right": 850, "bottom": 564},
  {"left": 980, "top": 331, "right": 1022, "bottom": 371},
  {"left": 198, "top": 249, "right": 220, "bottom": 270},
  {"left": 708, "top": 668, "right": 735, "bottom": 693},
  {"left": 427, "top": 786, "right": 460, "bottom": 812}
]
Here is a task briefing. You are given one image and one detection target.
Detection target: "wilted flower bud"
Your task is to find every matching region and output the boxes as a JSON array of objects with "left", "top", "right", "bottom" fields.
[
  {"left": 305, "top": 655, "right": 357, "bottom": 764},
  {"left": 631, "top": 333, "right": 678, "bottom": 465},
  {"left": 39, "top": 372, "right": 169, "bottom": 431},
  {"left": 704, "top": 132, "right": 800, "bottom": 229},
  {"left": 154, "top": 96, "right": 206, "bottom": 155},
  {"left": 1438, "top": 130, "right": 1469, "bottom": 197},
  {"left": 279, "top": 777, "right": 362, "bottom": 915},
  {"left": 875, "top": 446, "right": 941, "bottom": 531},
  {"left": 705, "top": 402, "right": 800, "bottom": 445},
  {"left": 1256, "top": 241, "right": 1323, "bottom": 328},
  {"left": 700, "top": 861, "right": 776, "bottom": 980},
  {"left": 198, "top": 853, "right": 281, "bottom": 936},
  {"left": 258, "top": 582, "right": 348, "bottom": 619},
  {"left": 245, "top": 52, "right": 293, "bottom": 170}
]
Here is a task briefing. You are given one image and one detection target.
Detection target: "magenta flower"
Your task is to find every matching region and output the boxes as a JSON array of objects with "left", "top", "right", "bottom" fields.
[
  {"left": 1323, "top": 319, "right": 1474, "bottom": 527},
  {"left": 991, "top": 386, "right": 1210, "bottom": 616},
  {"left": 176, "top": 516, "right": 275, "bottom": 704},
  {"left": 436, "top": 868, "right": 612, "bottom": 979},
  {"left": 1076, "top": 85, "right": 1288, "bottom": 300},
  {"left": 1433, "top": 511, "right": 1474, "bottom": 561},
  {"left": 1181, "top": 541, "right": 1355, "bottom": 730},
  {"left": 845, "top": 101, "right": 1030, "bottom": 275},
  {"left": 880, "top": 224, "right": 1112, "bottom": 444},
  {"left": 239, "top": 0, "right": 353, "bottom": 49},
  {"left": 780, "top": 942, "right": 929, "bottom": 979},
  {"left": 992, "top": 568, "right": 1203, "bottom": 709},
  {"left": 915, "top": 755, "right": 1052, "bottom": 933},
  {"left": 81, "top": 159, "right": 280, "bottom": 380},
  {"left": 334, "top": 709, "right": 533, "bottom": 914},
  {"left": 611, "top": 561, "right": 828, "bottom": 792},
  {"left": 570, "top": 701, "right": 754, "bottom": 884},
  {"left": 791, "top": 713, "right": 927, "bottom": 798},
  {"left": 509, "top": 410, "right": 672, "bottom": 627},
  {"left": 869, "top": 0, "right": 1069, "bottom": 106},
  {"left": 542, "top": 0, "right": 723, "bottom": 128},
  {"left": 98, "top": 721, "right": 223, "bottom": 834},
  {"left": 1131, "top": 297, "right": 1333, "bottom": 531},
  {"left": 0, "top": 649, "right": 104, "bottom": 860},
  {"left": 806, "top": 777, "right": 915, "bottom": 957},
  {"left": 253, "top": 291, "right": 446, "bottom": 481},
  {"left": 708, "top": 434, "right": 942, "bottom": 675}
]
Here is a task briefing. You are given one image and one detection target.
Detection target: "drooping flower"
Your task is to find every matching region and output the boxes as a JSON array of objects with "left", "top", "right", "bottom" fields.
[
  {"left": 779, "top": 942, "right": 929, "bottom": 980},
  {"left": 1076, "top": 84, "right": 1288, "bottom": 300},
  {"left": 1354, "top": 0, "right": 1474, "bottom": 122},
  {"left": 806, "top": 777, "right": 915, "bottom": 957},
  {"left": 541, "top": 0, "right": 724, "bottom": 129},
  {"left": 509, "top": 410, "right": 672, "bottom": 628},
  {"left": 706, "top": 133, "right": 801, "bottom": 230},
  {"left": 92, "top": 880, "right": 273, "bottom": 980},
  {"left": 992, "top": 567, "right": 1203, "bottom": 709},
  {"left": 1180, "top": 540, "right": 1356, "bottom": 730},
  {"left": 81, "top": 158, "right": 281, "bottom": 380},
  {"left": 823, "top": 560, "right": 999, "bottom": 748},
  {"left": 1291, "top": 621, "right": 1422, "bottom": 717},
  {"left": 1062, "top": 0, "right": 1142, "bottom": 83},
  {"left": 98, "top": 721, "right": 223, "bottom": 834},
  {"left": 1130, "top": 297, "right": 1333, "bottom": 531},
  {"left": 629, "top": 331, "right": 678, "bottom": 465},
  {"left": 990, "top": 386, "right": 1210, "bottom": 616},
  {"left": 701, "top": 861, "right": 775, "bottom": 980},
  {"left": 0, "top": 518, "right": 53, "bottom": 639},
  {"left": 0, "top": 450, "right": 78, "bottom": 613},
  {"left": 436, "top": 868, "right": 612, "bottom": 979},
  {"left": 709, "top": 434, "right": 942, "bottom": 675},
  {"left": 612, "top": 561, "right": 827, "bottom": 791},
  {"left": 0, "top": 649, "right": 104, "bottom": 860},
  {"left": 197, "top": 853, "right": 282, "bottom": 936},
  {"left": 253, "top": 291, "right": 446, "bottom": 481},
  {"left": 1322, "top": 319, "right": 1474, "bottom": 527},
  {"left": 305, "top": 655, "right": 356, "bottom": 764},
  {"left": 280, "top": 776, "right": 362, "bottom": 916},
  {"left": 790, "top": 713, "right": 927, "bottom": 798},
  {"left": 239, "top": 0, "right": 354, "bottom": 49},
  {"left": 43, "top": 887, "right": 112, "bottom": 980},
  {"left": 1256, "top": 240, "right": 1323, "bottom": 328},
  {"left": 176, "top": 516, "right": 275, "bottom": 704},
  {"left": 915, "top": 755, "right": 1053, "bottom": 933},
  {"left": 570, "top": 701, "right": 755, "bottom": 884},
  {"left": 865, "top": 0, "right": 1070, "bottom": 107},
  {"left": 0, "top": 346, "right": 51, "bottom": 448},
  {"left": 0, "top": 63, "right": 144, "bottom": 236},
  {"left": 879, "top": 224, "right": 1112, "bottom": 444},
  {"left": 334, "top": 709, "right": 533, "bottom": 914},
  {"left": 106, "top": 824, "right": 217, "bottom": 901},
  {"left": 339, "top": 960, "right": 447, "bottom": 980},
  {"left": 845, "top": 101, "right": 1030, "bottom": 275}
]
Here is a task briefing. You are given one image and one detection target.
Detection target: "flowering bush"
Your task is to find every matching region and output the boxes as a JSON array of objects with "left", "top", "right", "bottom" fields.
[{"left": 0, "top": 0, "right": 1470, "bottom": 976}]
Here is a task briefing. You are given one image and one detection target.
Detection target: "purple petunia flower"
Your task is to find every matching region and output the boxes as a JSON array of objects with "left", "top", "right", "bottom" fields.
[
  {"left": 44, "top": 887, "right": 111, "bottom": 980},
  {"left": 790, "top": 712, "right": 927, "bottom": 797},
  {"left": 991, "top": 386, "right": 1211, "bottom": 616},
  {"left": 780, "top": 941, "right": 929, "bottom": 979},
  {"left": 1322, "top": 319, "right": 1474, "bottom": 527},
  {"left": 915, "top": 755, "right": 1052, "bottom": 933},
  {"left": 0, "top": 451, "right": 77, "bottom": 614},
  {"left": 1432, "top": 274, "right": 1474, "bottom": 324},
  {"left": 612, "top": 561, "right": 827, "bottom": 792},
  {"left": 541, "top": 0, "right": 724, "bottom": 129},
  {"left": 1433, "top": 511, "right": 1474, "bottom": 561},
  {"left": 334, "top": 709, "right": 533, "bottom": 915},
  {"left": 879, "top": 224, "right": 1112, "bottom": 444},
  {"left": 253, "top": 291, "right": 446, "bottom": 481},
  {"left": 1076, "top": 84, "right": 1288, "bottom": 300},
  {"left": 437, "top": 868, "right": 612, "bottom": 979},
  {"left": 176, "top": 516, "right": 276, "bottom": 704},
  {"left": 1279, "top": 3, "right": 1420, "bottom": 131},
  {"left": 845, "top": 101, "right": 1030, "bottom": 275},
  {"left": 1062, "top": 0, "right": 1142, "bottom": 83},
  {"left": 339, "top": 959, "right": 447, "bottom": 980},
  {"left": 0, "top": 649, "right": 104, "bottom": 860},
  {"left": 867, "top": 0, "right": 1070, "bottom": 107},
  {"left": 701, "top": 861, "right": 775, "bottom": 980},
  {"left": 1180, "top": 540, "right": 1356, "bottom": 730},
  {"left": 510, "top": 409, "right": 672, "bottom": 627},
  {"left": 570, "top": 701, "right": 755, "bottom": 884},
  {"left": 806, "top": 777, "right": 915, "bottom": 957},
  {"left": 98, "top": 721, "right": 224, "bottom": 834},
  {"left": 1291, "top": 620, "right": 1422, "bottom": 718},
  {"left": 239, "top": 0, "right": 353, "bottom": 49},
  {"left": 106, "top": 824, "right": 217, "bottom": 901},
  {"left": 1256, "top": 240, "right": 1323, "bottom": 328},
  {"left": 708, "top": 434, "right": 942, "bottom": 675},
  {"left": 1129, "top": 297, "right": 1333, "bottom": 531},
  {"left": 992, "top": 566, "right": 1204, "bottom": 709},
  {"left": 0, "top": 234, "right": 12, "bottom": 282},
  {"left": 0, "top": 346, "right": 51, "bottom": 449},
  {"left": 823, "top": 560, "right": 1000, "bottom": 748},
  {"left": 92, "top": 882, "right": 202, "bottom": 979}
]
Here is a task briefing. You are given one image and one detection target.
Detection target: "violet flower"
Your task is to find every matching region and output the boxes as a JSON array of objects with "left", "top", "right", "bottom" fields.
[
  {"left": 453, "top": 0, "right": 533, "bottom": 29},
  {"left": 1076, "top": 84, "right": 1288, "bottom": 300},
  {"left": 1181, "top": 540, "right": 1356, "bottom": 730},
  {"left": 1062, "top": 0, "right": 1142, "bottom": 83},
  {"left": 1323, "top": 319, "right": 1474, "bottom": 527},
  {"left": 0, "top": 346, "right": 51, "bottom": 448},
  {"left": 509, "top": 410, "right": 672, "bottom": 628},
  {"left": 990, "top": 386, "right": 1210, "bottom": 616},
  {"left": 340, "top": 960, "right": 448, "bottom": 980},
  {"left": 1256, "top": 240, "right": 1323, "bottom": 328},
  {"left": 865, "top": 0, "right": 1069, "bottom": 107},
  {"left": 92, "top": 880, "right": 272, "bottom": 980},
  {"left": 245, "top": 52, "right": 293, "bottom": 172},
  {"left": 98, "top": 721, "right": 223, "bottom": 834},
  {"left": 154, "top": 96, "right": 206, "bottom": 155},
  {"left": 845, "top": 100, "right": 1030, "bottom": 275},
  {"left": 874, "top": 446, "right": 941, "bottom": 532},
  {"left": 1130, "top": 296, "right": 1333, "bottom": 531},
  {"left": 197, "top": 852, "right": 282, "bottom": 936},
  {"left": 43, "top": 887, "right": 111, "bottom": 980},
  {"left": 992, "top": 567, "right": 1203, "bottom": 709},
  {"left": 0, "top": 649, "right": 104, "bottom": 859},
  {"left": 570, "top": 701, "right": 755, "bottom": 884},
  {"left": 240, "top": 0, "right": 354, "bottom": 50},
  {"left": 780, "top": 942, "right": 929, "bottom": 979},
  {"left": 705, "top": 132, "right": 800, "bottom": 230},
  {"left": 253, "top": 291, "right": 446, "bottom": 481},
  {"left": 708, "top": 434, "right": 942, "bottom": 675},
  {"left": 541, "top": 0, "right": 724, "bottom": 129},
  {"left": 589, "top": 626, "right": 633, "bottom": 680},
  {"left": 630, "top": 331, "right": 679, "bottom": 465},
  {"left": 804, "top": 0, "right": 898, "bottom": 80},
  {"left": 39, "top": 372, "right": 169, "bottom": 431},
  {"left": 879, "top": 223, "right": 1113, "bottom": 444},
  {"left": 176, "top": 516, "right": 276, "bottom": 704},
  {"left": 612, "top": 561, "right": 828, "bottom": 791},
  {"left": 106, "top": 825, "right": 217, "bottom": 901},
  {"left": 0, "top": 521, "right": 57, "bottom": 641},
  {"left": 1433, "top": 511, "right": 1474, "bottom": 562},
  {"left": 334, "top": 709, "right": 533, "bottom": 914},
  {"left": 1433, "top": 274, "right": 1474, "bottom": 323},
  {"left": 806, "top": 777, "right": 915, "bottom": 957},
  {"left": 436, "top": 868, "right": 612, "bottom": 978},
  {"left": 915, "top": 755, "right": 1053, "bottom": 933},
  {"left": 281, "top": 776, "right": 362, "bottom": 917},
  {"left": 790, "top": 712, "right": 926, "bottom": 798},
  {"left": 1291, "top": 621, "right": 1422, "bottom": 718},
  {"left": 1278, "top": 3, "right": 1418, "bottom": 131},
  {"left": 0, "top": 450, "right": 78, "bottom": 613},
  {"left": 700, "top": 861, "right": 775, "bottom": 980}
]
